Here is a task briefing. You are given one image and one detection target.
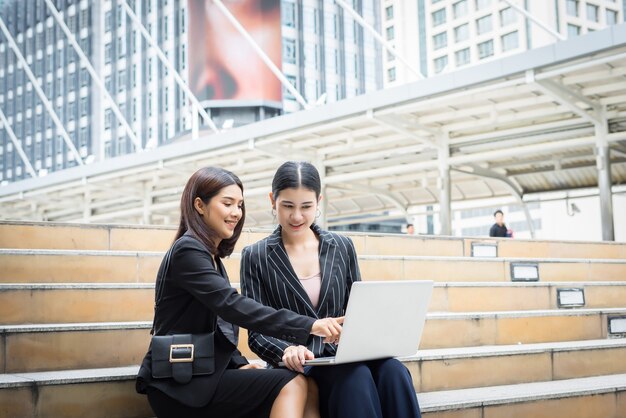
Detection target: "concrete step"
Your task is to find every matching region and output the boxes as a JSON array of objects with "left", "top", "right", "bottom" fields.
[
  {"left": 1, "top": 367, "right": 624, "bottom": 418},
  {"left": 0, "top": 284, "right": 154, "bottom": 324},
  {"left": 3, "top": 220, "right": 626, "bottom": 259},
  {"left": 419, "top": 373, "right": 626, "bottom": 418},
  {"left": 421, "top": 307, "right": 626, "bottom": 350},
  {"left": 406, "top": 339, "right": 626, "bottom": 392},
  {"left": 0, "top": 366, "right": 151, "bottom": 418},
  {"left": 0, "top": 322, "right": 151, "bottom": 373},
  {"left": 2, "top": 281, "right": 625, "bottom": 324},
  {"left": 2, "top": 249, "right": 626, "bottom": 283},
  {"left": 3, "top": 308, "right": 625, "bottom": 373}
]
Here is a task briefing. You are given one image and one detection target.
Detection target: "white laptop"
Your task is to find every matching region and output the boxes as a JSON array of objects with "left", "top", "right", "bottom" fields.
[{"left": 282, "top": 280, "right": 433, "bottom": 366}]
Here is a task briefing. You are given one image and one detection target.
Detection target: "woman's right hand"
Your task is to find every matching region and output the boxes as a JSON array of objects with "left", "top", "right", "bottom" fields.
[
  {"left": 311, "top": 317, "right": 344, "bottom": 344},
  {"left": 282, "top": 345, "right": 314, "bottom": 373}
]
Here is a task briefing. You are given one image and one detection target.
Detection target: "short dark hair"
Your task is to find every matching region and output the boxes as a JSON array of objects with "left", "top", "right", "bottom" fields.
[
  {"left": 272, "top": 161, "right": 321, "bottom": 199},
  {"left": 175, "top": 167, "right": 245, "bottom": 258},
  {"left": 406, "top": 223, "right": 414, "bottom": 228},
  {"left": 494, "top": 209, "right": 504, "bottom": 217}
]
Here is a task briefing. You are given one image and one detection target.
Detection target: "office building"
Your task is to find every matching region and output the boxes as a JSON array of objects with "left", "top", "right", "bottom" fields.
[
  {"left": 382, "top": 0, "right": 625, "bottom": 85},
  {"left": 0, "top": 0, "right": 382, "bottom": 183}
]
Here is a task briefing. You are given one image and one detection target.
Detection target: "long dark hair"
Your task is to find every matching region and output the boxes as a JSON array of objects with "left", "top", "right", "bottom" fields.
[
  {"left": 272, "top": 161, "right": 321, "bottom": 199},
  {"left": 175, "top": 167, "right": 245, "bottom": 258}
]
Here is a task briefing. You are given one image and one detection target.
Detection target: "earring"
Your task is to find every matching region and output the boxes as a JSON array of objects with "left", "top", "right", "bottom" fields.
[
  {"left": 316, "top": 209, "right": 321, "bottom": 219},
  {"left": 271, "top": 209, "right": 277, "bottom": 217}
]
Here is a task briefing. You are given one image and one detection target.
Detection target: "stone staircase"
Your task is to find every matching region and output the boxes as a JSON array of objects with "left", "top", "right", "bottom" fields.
[{"left": 1, "top": 221, "right": 625, "bottom": 417}]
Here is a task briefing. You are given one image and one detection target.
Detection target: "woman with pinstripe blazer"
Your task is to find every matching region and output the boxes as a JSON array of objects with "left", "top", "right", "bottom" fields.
[{"left": 241, "top": 161, "right": 422, "bottom": 418}]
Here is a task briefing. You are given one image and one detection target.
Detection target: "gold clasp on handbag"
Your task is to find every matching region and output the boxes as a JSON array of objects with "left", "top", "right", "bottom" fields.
[{"left": 169, "top": 344, "right": 195, "bottom": 363}]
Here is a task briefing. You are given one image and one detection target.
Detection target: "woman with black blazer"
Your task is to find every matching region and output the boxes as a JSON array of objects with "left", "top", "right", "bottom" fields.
[
  {"left": 136, "top": 167, "right": 343, "bottom": 418},
  {"left": 240, "top": 161, "right": 422, "bottom": 418}
]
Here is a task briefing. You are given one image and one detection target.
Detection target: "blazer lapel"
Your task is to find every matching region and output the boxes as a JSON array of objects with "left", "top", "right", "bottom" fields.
[
  {"left": 312, "top": 224, "right": 340, "bottom": 315},
  {"left": 266, "top": 227, "right": 319, "bottom": 317}
]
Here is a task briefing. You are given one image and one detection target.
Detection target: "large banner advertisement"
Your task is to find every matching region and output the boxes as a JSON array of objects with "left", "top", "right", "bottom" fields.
[{"left": 187, "top": 0, "right": 283, "bottom": 102}]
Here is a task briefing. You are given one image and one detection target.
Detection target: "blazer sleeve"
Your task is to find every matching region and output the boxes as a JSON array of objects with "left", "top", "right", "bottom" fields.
[
  {"left": 170, "top": 238, "right": 314, "bottom": 346},
  {"left": 240, "top": 245, "right": 294, "bottom": 366},
  {"left": 343, "top": 237, "right": 361, "bottom": 311}
]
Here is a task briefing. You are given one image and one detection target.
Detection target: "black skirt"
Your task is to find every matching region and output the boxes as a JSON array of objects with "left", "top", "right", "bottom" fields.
[{"left": 146, "top": 367, "right": 298, "bottom": 418}]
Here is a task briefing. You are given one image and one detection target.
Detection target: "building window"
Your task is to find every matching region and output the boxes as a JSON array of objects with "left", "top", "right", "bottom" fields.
[
  {"left": 386, "top": 26, "right": 395, "bottom": 40},
  {"left": 606, "top": 9, "right": 618, "bottom": 24},
  {"left": 104, "top": 109, "right": 112, "bottom": 129},
  {"left": 117, "top": 5, "right": 123, "bottom": 28},
  {"left": 386, "top": 6, "right": 394, "bottom": 19},
  {"left": 566, "top": 0, "right": 578, "bottom": 17},
  {"left": 475, "top": 0, "right": 491, "bottom": 10},
  {"left": 118, "top": 70, "right": 126, "bottom": 93},
  {"left": 567, "top": 24, "right": 580, "bottom": 37},
  {"left": 283, "top": 38, "right": 296, "bottom": 64},
  {"left": 105, "top": 75, "right": 112, "bottom": 92},
  {"left": 387, "top": 50, "right": 396, "bottom": 61},
  {"left": 434, "top": 56, "right": 448, "bottom": 73},
  {"left": 432, "top": 8, "right": 446, "bottom": 27},
  {"left": 500, "top": 7, "right": 517, "bottom": 26},
  {"left": 118, "top": 36, "right": 125, "bottom": 58},
  {"left": 387, "top": 67, "right": 396, "bottom": 82},
  {"left": 104, "top": 42, "right": 112, "bottom": 64},
  {"left": 433, "top": 32, "right": 447, "bottom": 50},
  {"left": 105, "top": 11, "right": 112, "bottom": 31},
  {"left": 453, "top": 0, "right": 468, "bottom": 18},
  {"left": 282, "top": 2, "right": 296, "bottom": 27},
  {"left": 586, "top": 4, "right": 598, "bottom": 22},
  {"left": 476, "top": 15, "right": 493, "bottom": 35},
  {"left": 454, "top": 23, "right": 469, "bottom": 42},
  {"left": 455, "top": 48, "right": 470, "bottom": 66},
  {"left": 477, "top": 39, "right": 494, "bottom": 59},
  {"left": 501, "top": 31, "right": 518, "bottom": 51}
]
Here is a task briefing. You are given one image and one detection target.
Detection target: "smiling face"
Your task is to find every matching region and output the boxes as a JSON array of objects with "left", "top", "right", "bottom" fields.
[
  {"left": 271, "top": 187, "right": 319, "bottom": 236},
  {"left": 195, "top": 184, "right": 244, "bottom": 244}
]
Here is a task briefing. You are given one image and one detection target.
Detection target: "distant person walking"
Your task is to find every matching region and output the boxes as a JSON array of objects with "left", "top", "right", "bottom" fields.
[{"left": 489, "top": 210, "right": 512, "bottom": 237}]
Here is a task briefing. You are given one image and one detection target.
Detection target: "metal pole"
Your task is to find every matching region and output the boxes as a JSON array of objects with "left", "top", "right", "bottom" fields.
[
  {"left": 438, "top": 141, "right": 451, "bottom": 235},
  {"left": 595, "top": 117, "right": 615, "bottom": 241},
  {"left": 120, "top": 1, "right": 219, "bottom": 134},
  {"left": 501, "top": 0, "right": 566, "bottom": 41},
  {"left": 0, "top": 107, "right": 37, "bottom": 178},
  {"left": 43, "top": 0, "right": 144, "bottom": 152},
  {"left": 334, "top": 0, "right": 424, "bottom": 80},
  {"left": 0, "top": 16, "right": 85, "bottom": 165},
  {"left": 211, "top": 0, "right": 310, "bottom": 109}
]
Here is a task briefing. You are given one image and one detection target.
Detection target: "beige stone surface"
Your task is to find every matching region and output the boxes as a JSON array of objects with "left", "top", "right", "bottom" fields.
[
  {"left": 447, "top": 286, "right": 550, "bottom": 312},
  {"left": 421, "top": 317, "right": 497, "bottom": 349},
  {"left": 6, "top": 329, "right": 150, "bottom": 372},
  {"left": 0, "top": 254, "right": 139, "bottom": 283},
  {"left": 483, "top": 393, "right": 616, "bottom": 418},
  {"left": 420, "top": 353, "right": 552, "bottom": 391},
  {"left": 0, "top": 386, "right": 34, "bottom": 417},
  {"left": 109, "top": 228, "right": 174, "bottom": 251},
  {"left": 553, "top": 347, "right": 626, "bottom": 379},
  {"left": 36, "top": 381, "right": 153, "bottom": 418},
  {"left": 403, "top": 260, "right": 505, "bottom": 282},
  {"left": 537, "top": 262, "right": 589, "bottom": 282},
  {"left": 0, "top": 224, "right": 109, "bottom": 250},
  {"left": 423, "top": 408, "right": 482, "bottom": 418},
  {"left": 495, "top": 314, "right": 601, "bottom": 345},
  {"left": 0, "top": 289, "right": 154, "bottom": 324}
]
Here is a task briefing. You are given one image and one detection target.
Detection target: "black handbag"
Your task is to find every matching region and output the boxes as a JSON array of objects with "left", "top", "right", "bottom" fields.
[{"left": 150, "top": 247, "right": 215, "bottom": 384}]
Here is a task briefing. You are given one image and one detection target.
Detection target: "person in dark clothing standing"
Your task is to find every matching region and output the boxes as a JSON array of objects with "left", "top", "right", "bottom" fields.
[{"left": 489, "top": 209, "right": 510, "bottom": 237}]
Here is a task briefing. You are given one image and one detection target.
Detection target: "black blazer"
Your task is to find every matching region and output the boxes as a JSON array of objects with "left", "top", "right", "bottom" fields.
[
  {"left": 136, "top": 232, "right": 315, "bottom": 407},
  {"left": 240, "top": 224, "right": 361, "bottom": 366}
]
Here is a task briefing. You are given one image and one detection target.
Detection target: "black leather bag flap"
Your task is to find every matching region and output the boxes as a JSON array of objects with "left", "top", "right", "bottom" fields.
[{"left": 151, "top": 333, "right": 215, "bottom": 384}]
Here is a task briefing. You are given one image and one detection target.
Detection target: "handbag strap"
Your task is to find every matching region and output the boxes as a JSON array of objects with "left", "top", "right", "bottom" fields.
[{"left": 151, "top": 246, "right": 174, "bottom": 335}]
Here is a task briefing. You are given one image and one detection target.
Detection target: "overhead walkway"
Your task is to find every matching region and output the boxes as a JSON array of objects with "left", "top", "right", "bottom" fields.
[{"left": 0, "top": 25, "right": 625, "bottom": 239}]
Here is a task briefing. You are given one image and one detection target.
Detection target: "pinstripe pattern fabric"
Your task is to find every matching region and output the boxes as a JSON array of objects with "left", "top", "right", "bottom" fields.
[{"left": 240, "top": 223, "right": 361, "bottom": 366}]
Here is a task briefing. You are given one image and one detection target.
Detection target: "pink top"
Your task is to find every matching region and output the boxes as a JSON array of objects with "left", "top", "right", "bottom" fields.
[{"left": 299, "top": 272, "right": 322, "bottom": 309}]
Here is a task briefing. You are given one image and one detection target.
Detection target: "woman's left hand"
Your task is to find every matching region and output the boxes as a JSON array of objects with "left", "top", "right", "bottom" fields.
[{"left": 239, "top": 363, "right": 264, "bottom": 370}]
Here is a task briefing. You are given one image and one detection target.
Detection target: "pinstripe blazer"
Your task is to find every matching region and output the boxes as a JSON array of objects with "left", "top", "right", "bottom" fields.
[{"left": 240, "top": 223, "right": 361, "bottom": 366}]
